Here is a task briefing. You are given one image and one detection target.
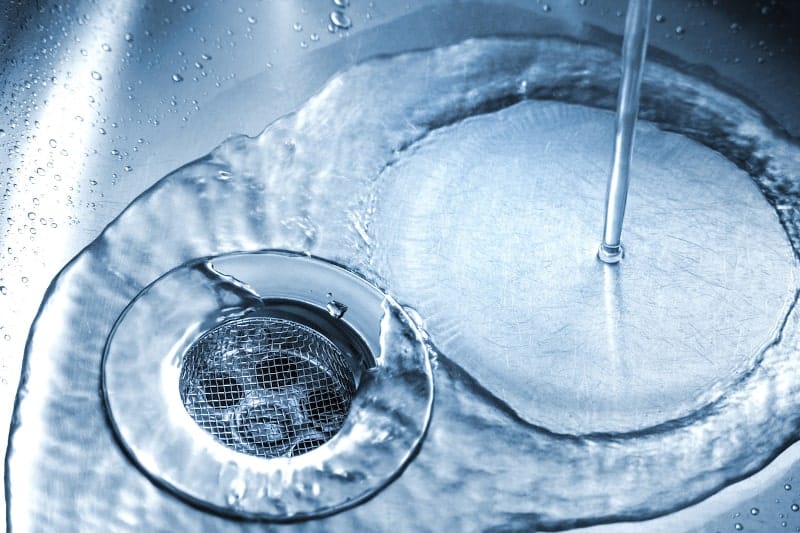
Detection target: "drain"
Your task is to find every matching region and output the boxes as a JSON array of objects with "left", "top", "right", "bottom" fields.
[
  {"left": 102, "top": 250, "right": 434, "bottom": 520},
  {"left": 180, "top": 316, "right": 356, "bottom": 458}
]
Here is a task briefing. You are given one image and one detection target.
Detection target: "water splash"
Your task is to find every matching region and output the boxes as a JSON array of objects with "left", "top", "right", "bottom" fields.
[{"left": 7, "top": 36, "right": 800, "bottom": 531}]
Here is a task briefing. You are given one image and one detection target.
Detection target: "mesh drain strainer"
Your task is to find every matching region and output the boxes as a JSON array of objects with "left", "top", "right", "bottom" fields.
[
  {"left": 180, "top": 316, "right": 356, "bottom": 458},
  {"left": 102, "top": 251, "right": 433, "bottom": 520}
]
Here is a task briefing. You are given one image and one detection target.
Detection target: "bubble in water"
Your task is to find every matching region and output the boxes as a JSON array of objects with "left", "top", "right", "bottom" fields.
[
  {"left": 123, "top": 165, "right": 132, "bottom": 172},
  {"left": 326, "top": 300, "right": 348, "bottom": 319},
  {"left": 333, "top": 0, "right": 350, "bottom": 6},
  {"left": 101, "top": 43, "right": 111, "bottom": 52},
  {"left": 792, "top": 504, "right": 799, "bottom": 512},
  {"left": 48, "top": 139, "right": 57, "bottom": 148},
  {"left": 329, "top": 10, "right": 352, "bottom": 30},
  {"left": 655, "top": 14, "right": 665, "bottom": 23},
  {"left": 750, "top": 507, "right": 759, "bottom": 515},
  {"left": 542, "top": 3, "right": 551, "bottom": 12},
  {"left": 786, "top": 484, "right": 792, "bottom": 491},
  {"left": 293, "top": 22, "right": 303, "bottom": 32},
  {"left": 675, "top": 25, "right": 685, "bottom": 35},
  {"left": 91, "top": 71, "right": 102, "bottom": 80},
  {"left": 201, "top": 52, "right": 211, "bottom": 60},
  {"left": 247, "top": 16, "right": 256, "bottom": 24},
  {"left": 172, "top": 73, "right": 183, "bottom": 82},
  {"left": 124, "top": 32, "right": 134, "bottom": 42},
  {"left": 0, "top": 286, "right": 7, "bottom": 295},
  {"left": 734, "top": 523, "right": 743, "bottom": 531},
  {"left": 310, "top": 33, "right": 320, "bottom": 42}
]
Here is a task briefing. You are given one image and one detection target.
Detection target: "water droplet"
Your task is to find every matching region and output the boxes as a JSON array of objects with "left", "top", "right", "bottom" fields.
[
  {"left": 110, "top": 149, "right": 119, "bottom": 156},
  {"left": 333, "top": 0, "right": 350, "bottom": 6},
  {"left": 326, "top": 300, "right": 348, "bottom": 319},
  {"left": 300, "top": 40, "right": 308, "bottom": 48},
  {"left": 0, "top": 286, "right": 7, "bottom": 295},
  {"left": 542, "top": 3, "right": 551, "bottom": 12},
  {"left": 579, "top": 0, "right": 587, "bottom": 5},
  {"left": 101, "top": 43, "right": 111, "bottom": 52},
  {"left": 3, "top": 334, "right": 9, "bottom": 342},
  {"left": 91, "top": 71, "right": 102, "bottom": 80},
  {"left": 27, "top": 212, "right": 35, "bottom": 220},
  {"left": 734, "top": 523, "right": 743, "bottom": 531},
  {"left": 80, "top": 48, "right": 88, "bottom": 56},
  {"left": 48, "top": 139, "right": 57, "bottom": 148},
  {"left": 123, "top": 165, "right": 132, "bottom": 172},
  {"left": 89, "top": 179, "right": 98, "bottom": 186},
  {"left": 226, "top": 479, "right": 246, "bottom": 507},
  {"left": 329, "top": 10, "right": 352, "bottom": 30},
  {"left": 21, "top": 276, "right": 29, "bottom": 284},
  {"left": 675, "top": 25, "right": 685, "bottom": 35},
  {"left": 782, "top": 522, "right": 788, "bottom": 528},
  {"left": 172, "top": 73, "right": 183, "bottom": 82},
  {"left": 310, "top": 33, "right": 320, "bottom": 42},
  {"left": 786, "top": 484, "right": 792, "bottom": 491},
  {"left": 247, "top": 16, "right": 256, "bottom": 24},
  {"left": 293, "top": 22, "right": 303, "bottom": 32},
  {"left": 201, "top": 52, "right": 211, "bottom": 60},
  {"left": 750, "top": 507, "right": 759, "bottom": 515},
  {"left": 792, "top": 503, "right": 799, "bottom": 512},
  {"left": 217, "top": 170, "right": 232, "bottom": 181},
  {"left": 124, "top": 32, "right": 134, "bottom": 42},
  {"left": 655, "top": 14, "right": 665, "bottom": 23}
]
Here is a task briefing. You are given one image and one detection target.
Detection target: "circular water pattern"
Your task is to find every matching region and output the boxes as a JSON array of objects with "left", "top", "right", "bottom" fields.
[{"left": 7, "top": 37, "right": 800, "bottom": 531}]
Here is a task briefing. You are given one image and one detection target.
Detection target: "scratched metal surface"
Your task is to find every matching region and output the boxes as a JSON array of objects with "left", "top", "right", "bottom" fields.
[{"left": 1, "top": 0, "right": 799, "bottom": 530}]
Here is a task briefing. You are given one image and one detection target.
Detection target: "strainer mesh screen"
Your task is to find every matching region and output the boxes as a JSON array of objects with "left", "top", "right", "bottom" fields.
[{"left": 180, "top": 316, "right": 356, "bottom": 459}]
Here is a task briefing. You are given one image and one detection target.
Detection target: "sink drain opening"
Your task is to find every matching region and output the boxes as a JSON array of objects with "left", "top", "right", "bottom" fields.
[
  {"left": 180, "top": 315, "right": 357, "bottom": 459},
  {"left": 102, "top": 251, "right": 433, "bottom": 519}
]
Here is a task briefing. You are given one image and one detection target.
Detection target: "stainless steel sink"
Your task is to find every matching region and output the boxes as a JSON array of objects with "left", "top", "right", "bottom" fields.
[{"left": 2, "top": 0, "right": 799, "bottom": 530}]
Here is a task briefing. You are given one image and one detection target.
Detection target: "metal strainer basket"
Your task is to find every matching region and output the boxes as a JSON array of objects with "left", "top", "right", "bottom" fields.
[
  {"left": 102, "top": 251, "right": 433, "bottom": 519},
  {"left": 180, "top": 316, "right": 357, "bottom": 458}
]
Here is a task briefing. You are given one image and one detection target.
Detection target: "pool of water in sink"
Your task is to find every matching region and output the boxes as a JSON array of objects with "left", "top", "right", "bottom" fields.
[{"left": 7, "top": 35, "right": 800, "bottom": 531}]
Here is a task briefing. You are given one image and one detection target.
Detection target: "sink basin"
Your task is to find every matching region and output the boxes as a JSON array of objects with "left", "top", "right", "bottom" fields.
[{"left": 2, "top": 1, "right": 799, "bottom": 530}]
